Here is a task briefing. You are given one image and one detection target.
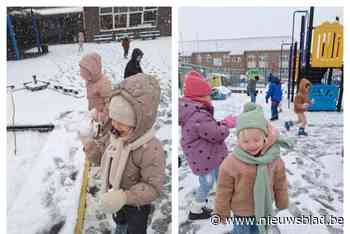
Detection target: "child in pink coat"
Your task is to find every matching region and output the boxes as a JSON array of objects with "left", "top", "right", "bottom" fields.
[{"left": 79, "top": 52, "right": 112, "bottom": 141}]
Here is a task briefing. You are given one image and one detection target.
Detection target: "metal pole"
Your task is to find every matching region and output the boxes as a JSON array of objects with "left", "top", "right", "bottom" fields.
[
  {"left": 291, "top": 10, "right": 308, "bottom": 54},
  {"left": 7, "top": 15, "right": 20, "bottom": 60},
  {"left": 31, "top": 9, "right": 42, "bottom": 54},
  {"left": 298, "top": 16, "right": 306, "bottom": 84},
  {"left": 336, "top": 64, "right": 343, "bottom": 112},
  {"left": 287, "top": 44, "right": 293, "bottom": 108},
  {"left": 305, "top": 7, "right": 314, "bottom": 69},
  {"left": 291, "top": 42, "right": 298, "bottom": 102}
]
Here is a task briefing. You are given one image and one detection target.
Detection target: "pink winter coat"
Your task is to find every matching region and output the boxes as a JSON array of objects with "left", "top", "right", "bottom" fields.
[{"left": 79, "top": 53, "right": 112, "bottom": 112}]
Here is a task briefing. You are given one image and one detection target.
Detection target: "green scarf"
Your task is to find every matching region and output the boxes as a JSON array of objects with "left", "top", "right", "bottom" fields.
[{"left": 233, "top": 136, "right": 293, "bottom": 234}]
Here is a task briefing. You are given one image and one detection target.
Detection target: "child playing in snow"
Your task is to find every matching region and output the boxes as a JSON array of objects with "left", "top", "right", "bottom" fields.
[
  {"left": 284, "top": 78, "right": 313, "bottom": 136},
  {"left": 80, "top": 52, "right": 112, "bottom": 135},
  {"left": 78, "top": 31, "right": 84, "bottom": 52},
  {"left": 81, "top": 74, "right": 165, "bottom": 234},
  {"left": 265, "top": 73, "right": 282, "bottom": 121},
  {"left": 215, "top": 103, "right": 292, "bottom": 234},
  {"left": 179, "top": 70, "right": 236, "bottom": 220}
]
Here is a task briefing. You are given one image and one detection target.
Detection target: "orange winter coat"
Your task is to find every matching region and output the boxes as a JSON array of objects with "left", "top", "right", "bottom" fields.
[
  {"left": 215, "top": 125, "right": 289, "bottom": 219},
  {"left": 294, "top": 79, "right": 312, "bottom": 114}
]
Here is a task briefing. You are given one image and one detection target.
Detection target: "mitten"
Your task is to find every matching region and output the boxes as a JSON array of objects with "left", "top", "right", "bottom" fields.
[
  {"left": 222, "top": 115, "right": 237, "bottom": 128},
  {"left": 101, "top": 190, "right": 127, "bottom": 214}
]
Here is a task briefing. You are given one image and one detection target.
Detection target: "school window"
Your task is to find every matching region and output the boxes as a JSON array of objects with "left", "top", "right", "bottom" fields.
[
  {"left": 247, "top": 55, "right": 256, "bottom": 68},
  {"left": 213, "top": 57, "right": 222, "bottom": 66},
  {"left": 130, "top": 13, "right": 142, "bottom": 27},
  {"left": 259, "top": 54, "right": 268, "bottom": 68},
  {"left": 99, "top": 7, "right": 158, "bottom": 31},
  {"left": 114, "top": 14, "right": 127, "bottom": 28},
  {"left": 100, "top": 15, "right": 113, "bottom": 30},
  {"left": 196, "top": 54, "right": 202, "bottom": 64},
  {"left": 223, "top": 55, "right": 230, "bottom": 64}
]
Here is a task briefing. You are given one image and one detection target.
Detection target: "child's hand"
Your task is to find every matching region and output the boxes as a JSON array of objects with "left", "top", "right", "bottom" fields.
[
  {"left": 222, "top": 115, "right": 236, "bottom": 128},
  {"left": 100, "top": 190, "right": 127, "bottom": 214}
]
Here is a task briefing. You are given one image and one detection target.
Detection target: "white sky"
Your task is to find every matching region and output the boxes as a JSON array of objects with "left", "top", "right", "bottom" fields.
[{"left": 179, "top": 7, "right": 343, "bottom": 41}]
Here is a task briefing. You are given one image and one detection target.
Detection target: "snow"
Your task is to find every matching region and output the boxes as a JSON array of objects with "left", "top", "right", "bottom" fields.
[
  {"left": 179, "top": 92, "right": 343, "bottom": 234},
  {"left": 7, "top": 37, "right": 171, "bottom": 234},
  {"left": 180, "top": 36, "right": 291, "bottom": 56}
]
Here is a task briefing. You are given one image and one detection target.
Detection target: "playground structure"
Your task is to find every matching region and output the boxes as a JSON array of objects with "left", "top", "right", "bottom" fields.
[
  {"left": 7, "top": 9, "right": 45, "bottom": 60},
  {"left": 285, "top": 7, "right": 343, "bottom": 111},
  {"left": 209, "top": 73, "right": 230, "bottom": 88}
]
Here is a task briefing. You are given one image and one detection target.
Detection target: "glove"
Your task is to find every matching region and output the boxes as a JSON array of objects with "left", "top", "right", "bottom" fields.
[
  {"left": 101, "top": 190, "right": 127, "bottom": 214},
  {"left": 222, "top": 115, "right": 236, "bottom": 128}
]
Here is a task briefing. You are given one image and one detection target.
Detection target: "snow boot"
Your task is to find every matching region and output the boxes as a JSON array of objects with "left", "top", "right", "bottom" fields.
[
  {"left": 188, "top": 201, "right": 212, "bottom": 220},
  {"left": 298, "top": 127, "right": 308, "bottom": 136},
  {"left": 284, "top": 121, "right": 293, "bottom": 131}
]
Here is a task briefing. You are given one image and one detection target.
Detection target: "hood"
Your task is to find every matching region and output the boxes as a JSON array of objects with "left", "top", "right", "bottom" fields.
[
  {"left": 79, "top": 52, "right": 102, "bottom": 83},
  {"left": 108, "top": 73, "right": 160, "bottom": 143},
  {"left": 179, "top": 97, "right": 212, "bottom": 126},
  {"left": 298, "top": 78, "right": 311, "bottom": 96},
  {"left": 131, "top": 48, "right": 144, "bottom": 61},
  {"left": 268, "top": 74, "right": 280, "bottom": 84}
]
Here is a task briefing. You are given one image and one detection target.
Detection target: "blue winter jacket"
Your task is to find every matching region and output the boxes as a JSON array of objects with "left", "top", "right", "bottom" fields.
[{"left": 266, "top": 75, "right": 282, "bottom": 102}]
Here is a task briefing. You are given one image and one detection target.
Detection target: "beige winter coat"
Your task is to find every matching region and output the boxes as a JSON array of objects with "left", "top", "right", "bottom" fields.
[
  {"left": 215, "top": 125, "right": 289, "bottom": 219},
  {"left": 84, "top": 73, "right": 166, "bottom": 206},
  {"left": 79, "top": 52, "right": 112, "bottom": 112}
]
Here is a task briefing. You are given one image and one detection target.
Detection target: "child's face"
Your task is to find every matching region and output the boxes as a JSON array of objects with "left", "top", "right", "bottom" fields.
[
  {"left": 80, "top": 66, "right": 89, "bottom": 81},
  {"left": 238, "top": 129, "right": 265, "bottom": 156},
  {"left": 111, "top": 120, "right": 134, "bottom": 137},
  {"left": 202, "top": 95, "right": 212, "bottom": 103}
]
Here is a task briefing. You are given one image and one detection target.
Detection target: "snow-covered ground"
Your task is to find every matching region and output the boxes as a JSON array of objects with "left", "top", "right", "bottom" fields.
[
  {"left": 179, "top": 93, "right": 343, "bottom": 234},
  {"left": 7, "top": 37, "right": 172, "bottom": 234}
]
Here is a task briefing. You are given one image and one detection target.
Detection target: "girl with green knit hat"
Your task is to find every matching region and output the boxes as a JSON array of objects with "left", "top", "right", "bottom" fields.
[{"left": 215, "top": 103, "right": 293, "bottom": 234}]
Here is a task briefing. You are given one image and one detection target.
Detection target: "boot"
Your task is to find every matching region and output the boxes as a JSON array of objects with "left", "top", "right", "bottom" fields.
[
  {"left": 284, "top": 121, "right": 293, "bottom": 131},
  {"left": 188, "top": 201, "right": 212, "bottom": 220},
  {"left": 270, "top": 116, "right": 278, "bottom": 121},
  {"left": 298, "top": 127, "right": 308, "bottom": 136}
]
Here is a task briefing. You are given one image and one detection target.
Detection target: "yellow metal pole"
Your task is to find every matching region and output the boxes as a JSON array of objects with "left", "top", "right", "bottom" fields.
[{"left": 74, "top": 159, "right": 91, "bottom": 234}]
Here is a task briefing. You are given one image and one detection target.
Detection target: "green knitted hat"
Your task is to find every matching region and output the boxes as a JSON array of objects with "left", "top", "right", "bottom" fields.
[{"left": 236, "top": 102, "right": 268, "bottom": 136}]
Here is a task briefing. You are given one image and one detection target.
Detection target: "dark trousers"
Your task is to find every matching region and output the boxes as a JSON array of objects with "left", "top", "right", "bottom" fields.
[
  {"left": 271, "top": 101, "right": 279, "bottom": 119},
  {"left": 124, "top": 48, "right": 129, "bottom": 58},
  {"left": 113, "top": 204, "right": 151, "bottom": 234}
]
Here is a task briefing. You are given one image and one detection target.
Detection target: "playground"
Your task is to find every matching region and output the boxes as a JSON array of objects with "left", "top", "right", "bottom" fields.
[
  {"left": 178, "top": 6, "right": 343, "bottom": 234},
  {"left": 7, "top": 38, "right": 172, "bottom": 234}
]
